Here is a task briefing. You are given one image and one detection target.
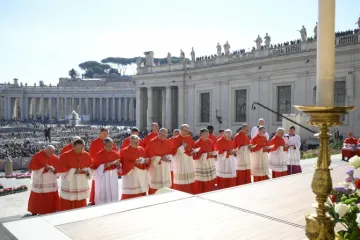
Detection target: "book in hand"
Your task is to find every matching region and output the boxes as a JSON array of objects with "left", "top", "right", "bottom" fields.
[{"left": 192, "top": 148, "right": 201, "bottom": 153}]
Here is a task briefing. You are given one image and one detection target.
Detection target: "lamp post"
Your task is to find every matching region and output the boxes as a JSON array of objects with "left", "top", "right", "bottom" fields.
[{"left": 294, "top": 0, "right": 355, "bottom": 239}]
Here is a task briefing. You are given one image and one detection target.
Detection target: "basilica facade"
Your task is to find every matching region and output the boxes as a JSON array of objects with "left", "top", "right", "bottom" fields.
[
  {"left": 134, "top": 30, "right": 360, "bottom": 136},
  {"left": 0, "top": 77, "right": 136, "bottom": 122}
]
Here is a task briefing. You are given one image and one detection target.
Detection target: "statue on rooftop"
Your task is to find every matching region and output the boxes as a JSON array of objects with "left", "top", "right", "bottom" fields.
[
  {"left": 190, "top": 47, "right": 195, "bottom": 61},
  {"left": 223, "top": 41, "right": 230, "bottom": 56},
  {"left": 264, "top": 33, "right": 271, "bottom": 48},
  {"left": 136, "top": 57, "right": 142, "bottom": 69},
  {"left": 34, "top": 83, "right": 36, "bottom": 87},
  {"left": 20, "top": 82, "right": 23, "bottom": 87},
  {"left": 356, "top": 17, "right": 360, "bottom": 29},
  {"left": 180, "top": 49, "right": 185, "bottom": 63},
  {"left": 255, "top": 35, "right": 263, "bottom": 50},
  {"left": 216, "top": 43, "right": 222, "bottom": 56},
  {"left": 314, "top": 22, "right": 318, "bottom": 39},
  {"left": 144, "top": 51, "right": 154, "bottom": 67},
  {"left": 167, "top": 52, "right": 172, "bottom": 64},
  {"left": 25, "top": 83, "right": 27, "bottom": 87},
  {"left": 298, "top": 25, "right": 307, "bottom": 43}
]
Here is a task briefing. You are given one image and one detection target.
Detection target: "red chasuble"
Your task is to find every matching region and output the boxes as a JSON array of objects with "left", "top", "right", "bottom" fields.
[
  {"left": 250, "top": 135, "right": 269, "bottom": 182},
  {"left": 93, "top": 149, "right": 120, "bottom": 170},
  {"left": 145, "top": 137, "right": 172, "bottom": 194},
  {"left": 119, "top": 146, "right": 147, "bottom": 200},
  {"left": 357, "top": 139, "right": 360, "bottom": 157},
  {"left": 342, "top": 137, "right": 357, "bottom": 160},
  {"left": 89, "top": 137, "right": 117, "bottom": 204},
  {"left": 208, "top": 133, "right": 217, "bottom": 146},
  {"left": 168, "top": 137, "right": 175, "bottom": 186},
  {"left": 214, "top": 137, "right": 236, "bottom": 189},
  {"left": 28, "top": 151, "right": 60, "bottom": 214},
  {"left": 140, "top": 132, "right": 158, "bottom": 148},
  {"left": 233, "top": 131, "right": 251, "bottom": 185},
  {"left": 193, "top": 138, "right": 216, "bottom": 194},
  {"left": 60, "top": 143, "right": 73, "bottom": 155},
  {"left": 58, "top": 150, "right": 92, "bottom": 211},
  {"left": 268, "top": 135, "right": 287, "bottom": 178},
  {"left": 171, "top": 135, "right": 196, "bottom": 194}
]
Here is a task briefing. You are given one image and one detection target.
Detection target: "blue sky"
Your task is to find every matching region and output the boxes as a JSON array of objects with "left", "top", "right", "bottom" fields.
[{"left": 0, "top": 0, "right": 359, "bottom": 85}]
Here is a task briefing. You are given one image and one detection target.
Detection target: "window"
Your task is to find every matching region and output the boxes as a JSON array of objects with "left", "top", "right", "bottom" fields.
[
  {"left": 277, "top": 85, "right": 292, "bottom": 121},
  {"left": 334, "top": 81, "right": 346, "bottom": 106},
  {"left": 200, "top": 92, "right": 210, "bottom": 123},
  {"left": 234, "top": 89, "right": 247, "bottom": 122}
]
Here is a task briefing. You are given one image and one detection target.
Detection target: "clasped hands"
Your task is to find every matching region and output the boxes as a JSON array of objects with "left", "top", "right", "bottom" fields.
[
  {"left": 45, "top": 164, "right": 56, "bottom": 173},
  {"left": 105, "top": 160, "right": 122, "bottom": 169},
  {"left": 74, "top": 169, "right": 89, "bottom": 175}
]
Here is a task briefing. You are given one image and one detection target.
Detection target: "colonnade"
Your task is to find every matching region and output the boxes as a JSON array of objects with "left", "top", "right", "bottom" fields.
[{"left": 3, "top": 96, "right": 136, "bottom": 121}]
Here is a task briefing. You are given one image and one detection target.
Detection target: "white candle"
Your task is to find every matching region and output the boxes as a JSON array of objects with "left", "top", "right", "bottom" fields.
[{"left": 316, "top": 0, "right": 336, "bottom": 106}]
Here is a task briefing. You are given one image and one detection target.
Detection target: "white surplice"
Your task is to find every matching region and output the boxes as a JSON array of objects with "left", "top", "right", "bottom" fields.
[
  {"left": 215, "top": 153, "right": 236, "bottom": 178},
  {"left": 235, "top": 146, "right": 251, "bottom": 170},
  {"left": 268, "top": 146, "right": 287, "bottom": 172},
  {"left": 284, "top": 134, "right": 301, "bottom": 166},
  {"left": 250, "top": 149, "right": 269, "bottom": 176},
  {"left": 172, "top": 145, "right": 195, "bottom": 184},
  {"left": 94, "top": 161, "right": 119, "bottom": 204},
  {"left": 60, "top": 168, "right": 92, "bottom": 201},
  {"left": 30, "top": 168, "right": 58, "bottom": 193},
  {"left": 250, "top": 126, "right": 269, "bottom": 140},
  {"left": 122, "top": 165, "right": 149, "bottom": 195},
  {"left": 194, "top": 153, "right": 216, "bottom": 182},
  {"left": 148, "top": 156, "right": 172, "bottom": 189}
]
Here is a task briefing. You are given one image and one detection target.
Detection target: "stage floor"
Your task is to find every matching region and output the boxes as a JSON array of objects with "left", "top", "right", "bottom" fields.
[{"left": 1, "top": 164, "right": 351, "bottom": 240}]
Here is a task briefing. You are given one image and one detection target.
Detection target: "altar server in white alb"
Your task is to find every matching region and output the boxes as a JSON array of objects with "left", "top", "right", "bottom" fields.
[
  {"left": 93, "top": 137, "right": 121, "bottom": 204},
  {"left": 214, "top": 129, "right": 237, "bottom": 189},
  {"left": 268, "top": 128, "right": 288, "bottom": 178},
  {"left": 120, "top": 135, "right": 149, "bottom": 200},
  {"left": 283, "top": 126, "right": 302, "bottom": 175},
  {"left": 251, "top": 118, "right": 270, "bottom": 140},
  {"left": 145, "top": 128, "right": 173, "bottom": 195}
]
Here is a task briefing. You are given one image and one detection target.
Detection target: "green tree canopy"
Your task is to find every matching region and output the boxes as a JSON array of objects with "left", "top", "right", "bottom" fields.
[{"left": 78, "top": 61, "right": 111, "bottom": 78}]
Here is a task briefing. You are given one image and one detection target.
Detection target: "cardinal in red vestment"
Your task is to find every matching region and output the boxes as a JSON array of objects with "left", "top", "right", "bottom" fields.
[
  {"left": 250, "top": 126, "right": 270, "bottom": 182},
  {"left": 120, "top": 128, "right": 142, "bottom": 150},
  {"left": 171, "top": 124, "right": 196, "bottom": 194},
  {"left": 89, "top": 128, "right": 117, "bottom": 204},
  {"left": 58, "top": 139, "right": 92, "bottom": 211},
  {"left": 207, "top": 125, "right": 217, "bottom": 146},
  {"left": 214, "top": 129, "right": 237, "bottom": 189},
  {"left": 140, "top": 122, "right": 159, "bottom": 148},
  {"left": 193, "top": 128, "right": 217, "bottom": 194},
  {"left": 60, "top": 136, "right": 81, "bottom": 155},
  {"left": 120, "top": 135, "right": 149, "bottom": 200},
  {"left": 217, "top": 129, "right": 225, "bottom": 140},
  {"left": 268, "top": 128, "right": 288, "bottom": 178},
  {"left": 168, "top": 129, "right": 180, "bottom": 186},
  {"left": 28, "top": 145, "right": 60, "bottom": 215},
  {"left": 93, "top": 137, "right": 121, "bottom": 204},
  {"left": 233, "top": 124, "right": 252, "bottom": 185},
  {"left": 342, "top": 132, "right": 357, "bottom": 161},
  {"left": 145, "top": 128, "right": 172, "bottom": 194}
]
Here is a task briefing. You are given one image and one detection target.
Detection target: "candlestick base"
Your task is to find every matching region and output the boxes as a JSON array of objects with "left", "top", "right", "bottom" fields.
[{"left": 293, "top": 105, "right": 355, "bottom": 240}]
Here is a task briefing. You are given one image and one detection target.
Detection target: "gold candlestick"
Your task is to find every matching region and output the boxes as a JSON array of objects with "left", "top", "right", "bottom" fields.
[{"left": 294, "top": 105, "right": 355, "bottom": 240}]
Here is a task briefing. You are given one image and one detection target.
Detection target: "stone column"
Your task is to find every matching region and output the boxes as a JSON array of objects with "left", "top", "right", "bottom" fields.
[
  {"left": 56, "top": 97, "right": 60, "bottom": 120},
  {"left": 40, "top": 96, "right": 44, "bottom": 120},
  {"left": 86, "top": 98, "right": 89, "bottom": 117},
  {"left": 112, "top": 97, "right": 116, "bottom": 120},
  {"left": 178, "top": 86, "right": 184, "bottom": 125},
  {"left": 105, "top": 98, "right": 109, "bottom": 121},
  {"left": 19, "top": 96, "right": 24, "bottom": 121},
  {"left": 48, "top": 98, "right": 53, "bottom": 120},
  {"left": 146, "top": 88, "right": 153, "bottom": 128},
  {"left": 315, "top": 0, "right": 335, "bottom": 106},
  {"left": 3, "top": 97, "right": 7, "bottom": 120},
  {"left": 92, "top": 98, "right": 96, "bottom": 120},
  {"left": 129, "top": 98, "right": 134, "bottom": 120},
  {"left": 64, "top": 97, "right": 68, "bottom": 119},
  {"left": 161, "top": 89, "right": 166, "bottom": 127},
  {"left": 118, "top": 97, "right": 122, "bottom": 120},
  {"left": 33, "top": 98, "right": 37, "bottom": 120},
  {"left": 124, "top": 97, "right": 129, "bottom": 121},
  {"left": 100, "top": 97, "right": 103, "bottom": 120},
  {"left": 136, "top": 89, "right": 141, "bottom": 129}
]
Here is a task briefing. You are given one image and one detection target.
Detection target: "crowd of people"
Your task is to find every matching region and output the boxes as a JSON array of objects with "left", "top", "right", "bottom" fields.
[{"left": 26, "top": 118, "right": 303, "bottom": 215}]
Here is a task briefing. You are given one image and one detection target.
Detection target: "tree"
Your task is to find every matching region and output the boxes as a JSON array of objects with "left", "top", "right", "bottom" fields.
[
  {"left": 68, "top": 68, "right": 78, "bottom": 78},
  {"left": 78, "top": 61, "right": 111, "bottom": 78}
]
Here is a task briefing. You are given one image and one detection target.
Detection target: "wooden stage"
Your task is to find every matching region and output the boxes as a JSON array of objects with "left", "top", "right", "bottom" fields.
[{"left": 1, "top": 164, "right": 350, "bottom": 240}]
